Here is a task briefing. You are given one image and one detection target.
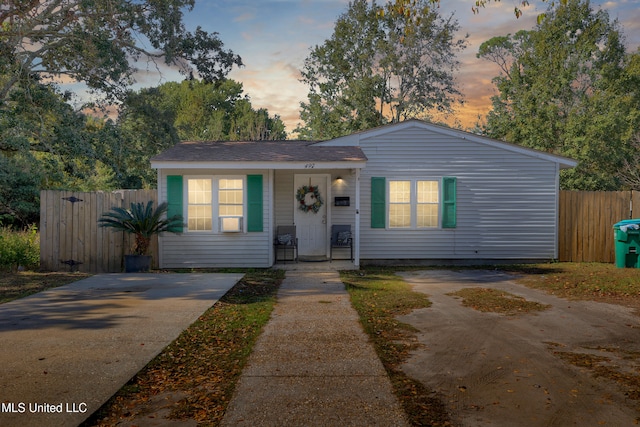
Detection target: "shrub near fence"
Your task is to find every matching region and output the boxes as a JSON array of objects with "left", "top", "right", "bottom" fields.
[
  {"left": 40, "top": 190, "right": 158, "bottom": 273},
  {"left": 0, "top": 226, "right": 40, "bottom": 271},
  {"left": 558, "top": 190, "right": 639, "bottom": 263}
]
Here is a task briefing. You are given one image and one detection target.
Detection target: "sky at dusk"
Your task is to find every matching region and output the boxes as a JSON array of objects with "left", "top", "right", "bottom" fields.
[{"left": 132, "top": 0, "right": 640, "bottom": 135}]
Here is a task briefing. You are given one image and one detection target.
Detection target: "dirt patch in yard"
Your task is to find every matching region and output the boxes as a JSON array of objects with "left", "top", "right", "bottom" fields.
[
  {"left": 447, "top": 287, "right": 551, "bottom": 316},
  {"left": 397, "top": 270, "right": 640, "bottom": 426}
]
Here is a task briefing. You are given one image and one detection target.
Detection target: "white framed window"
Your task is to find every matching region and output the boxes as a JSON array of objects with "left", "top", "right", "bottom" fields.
[
  {"left": 219, "top": 178, "right": 244, "bottom": 217},
  {"left": 416, "top": 180, "right": 439, "bottom": 227},
  {"left": 389, "top": 180, "right": 411, "bottom": 228},
  {"left": 187, "top": 178, "right": 212, "bottom": 231},
  {"left": 388, "top": 179, "right": 440, "bottom": 229},
  {"left": 218, "top": 178, "right": 244, "bottom": 232},
  {"left": 186, "top": 176, "right": 245, "bottom": 232}
]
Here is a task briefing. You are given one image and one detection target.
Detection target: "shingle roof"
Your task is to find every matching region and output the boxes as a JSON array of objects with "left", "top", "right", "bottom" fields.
[{"left": 151, "top": 140, "right": 367, "bottom": 163}]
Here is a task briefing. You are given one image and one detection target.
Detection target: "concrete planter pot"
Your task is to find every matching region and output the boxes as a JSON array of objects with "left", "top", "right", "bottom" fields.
[{"left": 124, "top": 255, "right": 152, "bottom": 273}]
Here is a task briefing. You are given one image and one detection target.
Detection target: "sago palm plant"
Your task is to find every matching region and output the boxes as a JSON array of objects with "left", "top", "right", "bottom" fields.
[{"left": 99, "top": 201, "right": 183, "bottom": 256}]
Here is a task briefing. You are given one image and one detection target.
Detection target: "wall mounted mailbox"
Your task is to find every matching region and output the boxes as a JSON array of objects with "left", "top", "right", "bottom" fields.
[{"left": 334, "top": 197, "right": 350, "bottom": 206}]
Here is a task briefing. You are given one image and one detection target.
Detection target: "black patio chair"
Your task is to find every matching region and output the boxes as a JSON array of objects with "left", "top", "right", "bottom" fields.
[
  {"left": 330, "top": 224, "right": 353, "bottom": 262},
  {"left": 274, "top": 225, "right": 298, "bottom": 263}
]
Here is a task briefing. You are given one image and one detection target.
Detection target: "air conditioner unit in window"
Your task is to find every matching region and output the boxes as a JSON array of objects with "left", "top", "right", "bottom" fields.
[{"left": 219, "top": 216, "right": 243, "bottom": 232}]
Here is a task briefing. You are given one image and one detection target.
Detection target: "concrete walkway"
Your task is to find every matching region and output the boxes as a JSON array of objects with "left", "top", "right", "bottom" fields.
[
  {"left": 0, "top": 273, "right": 242, "bottom": 427},
  {"left": 221, "top": 270, "right": 408, "bottom": 426}
]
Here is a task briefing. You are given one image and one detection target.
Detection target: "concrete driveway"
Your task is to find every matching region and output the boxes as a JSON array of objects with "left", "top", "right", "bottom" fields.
[
  {"left": 398, "top": 270, "right": 640, "bottom": 426},
  {"left": 0, "top": 273, "right": 242, "bottom": 427}
]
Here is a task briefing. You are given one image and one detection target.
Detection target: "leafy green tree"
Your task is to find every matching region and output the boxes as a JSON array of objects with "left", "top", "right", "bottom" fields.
[
  {"left": 615, "top": 51, "right": 640, "bottom": 190},
  {"left": 1, "top": 0, "right": 242, "bottom": 224},
  {"left": 120, "top": 79, "right": 286, "bottom": 142},
  {"left": 296, "top": 0, "right": 466, "bottom": 140},
  {"left": 228, "top": 103, "right": 287, "bottom": 141},
  {"left": 113, "top": 88, "right": 180, "bottom": 188},
  {"left": 0, "top": 78, "right": 143, "bottom": 224},
  {"left": 0, "top": 155, "right": 41, "bottom": 226},
  {"left": 0, "top": 76, "right": 287, "bottom": 225},
  {"left": 478, "top": 0, "right": 638, "bottom": 190},
  {"left": 0, "top": 79, "right": 101, "bottom": 225},
  {"left": 387, "top": 0, "right": 553, "bottom": 20},
  {"left": 0, "top": 81, "right": 91, "bottom": 174},
  {"left": 115, "top": 79, "right": 287, "bottom": 188},
  {"left": 619, "top": 133, "right": 640, "bottom": 190},
  {"left": 0, "top": 0, "right": 241, "bottom": 106}
]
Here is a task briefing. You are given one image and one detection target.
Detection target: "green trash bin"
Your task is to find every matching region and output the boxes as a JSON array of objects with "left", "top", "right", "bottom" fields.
[{"left": 613, "top": 219, "right": 640, "bottom": 268}]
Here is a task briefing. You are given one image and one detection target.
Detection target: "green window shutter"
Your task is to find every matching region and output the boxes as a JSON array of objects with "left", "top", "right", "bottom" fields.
[
  {"left": 247, "top": 174, "right": 263, "bottom": 232},
  {"left": 167, "top": 175, "right": 183, "bottom": 232},
  {"left": 371, "top": 177, "right": 386, "bottom": 229},
  {"left": 442, "top": 176, "right": 457, "bottom": 229}
]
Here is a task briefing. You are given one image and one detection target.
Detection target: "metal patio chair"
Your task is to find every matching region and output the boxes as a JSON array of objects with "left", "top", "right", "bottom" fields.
[
  {"left": 274, "top": 225, "right": 298, "bottom": 263},
  {"left": 330, "top": 224, "right": 353, "bottom": 262}
]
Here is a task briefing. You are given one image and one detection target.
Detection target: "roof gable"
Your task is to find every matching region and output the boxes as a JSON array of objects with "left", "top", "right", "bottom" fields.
[{"left": 315, "top": 119, "right": 577, "bottom": 169}]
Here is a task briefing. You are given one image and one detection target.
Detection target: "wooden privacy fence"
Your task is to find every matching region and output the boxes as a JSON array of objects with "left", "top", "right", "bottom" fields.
[
  {"left": 558, "top": 190, "right": 639, "bottom": 263},
  {"left": 40, "top": 190, "right": 158, "bottom": 273}
]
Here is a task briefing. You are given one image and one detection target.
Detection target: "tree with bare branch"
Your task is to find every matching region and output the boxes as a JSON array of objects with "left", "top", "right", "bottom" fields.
[
  {"left": 0, "top": 0, "right": 242, "bottom": 105},
  {"left": 619, "top": 133, "right": 640, "bottom": 191}
]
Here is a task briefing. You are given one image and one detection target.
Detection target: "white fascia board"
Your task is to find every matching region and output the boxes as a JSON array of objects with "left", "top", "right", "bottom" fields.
[{"left": 151, "top": 161, "right": 367, "bottom": 170}]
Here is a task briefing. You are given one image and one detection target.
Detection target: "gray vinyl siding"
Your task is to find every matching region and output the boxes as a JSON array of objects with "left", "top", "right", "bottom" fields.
[
  {"left": 274, "top": 170, "right": 294, "bottom": 227},
  {"left": 330, "top": 179, "right": 356, "bottom": 228},
  {"left": 157, "top": 169, "right": 271, "bottom": 268},
  {"left": 273, "top": 169, "right": 356, "bottom": 229},
  {"left": 355, "top": 127, "right": 560, "bottom": 261}
]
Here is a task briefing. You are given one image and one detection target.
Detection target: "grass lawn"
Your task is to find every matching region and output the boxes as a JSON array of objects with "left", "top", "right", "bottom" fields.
[
  {"left": 505, "top": 262, "right": 640, "bottom": 309},
  {"left": 3, "top": 263, "right": 640, "bottom": 425},
  {"left": 0, "top": 271, "right": 91, "bottom": 303}
]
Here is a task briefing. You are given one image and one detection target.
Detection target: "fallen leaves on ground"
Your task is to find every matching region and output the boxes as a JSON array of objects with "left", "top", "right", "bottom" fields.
[
  {"left": 508, "top": 263, "right": 640, "bottom": 310},
  {"left": 0, "top": 271, "right": 91, "bottom": 303},
  {"left": 554, "top": 347, "right": 640, "bottom": 403},
  {"left": 342, "top": 268, "right": 453, "bottom": 426},
  {"left": 82, "top": 270, "right": 282, "bottom": 426},
  {"left": 447, "top": 287, "right": 551, "bottom": 315}
]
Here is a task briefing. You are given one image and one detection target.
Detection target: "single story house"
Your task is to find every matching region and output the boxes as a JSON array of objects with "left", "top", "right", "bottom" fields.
[{"left": 150, "top": 119, "right": 576, "bottom": 268}]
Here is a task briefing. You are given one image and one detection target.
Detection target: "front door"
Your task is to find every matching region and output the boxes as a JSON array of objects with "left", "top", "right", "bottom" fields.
[{"left": 294, "top": 174, "right": 329, "bottom": 258}]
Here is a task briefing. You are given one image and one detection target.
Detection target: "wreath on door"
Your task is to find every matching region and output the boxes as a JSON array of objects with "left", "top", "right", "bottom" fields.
[{"left": 296, "top": 185, "right": 324, "bottom": 213}]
